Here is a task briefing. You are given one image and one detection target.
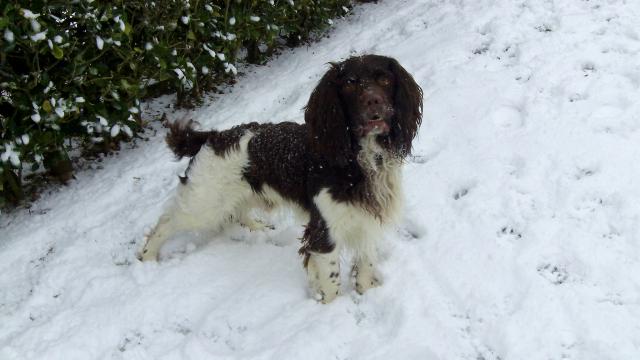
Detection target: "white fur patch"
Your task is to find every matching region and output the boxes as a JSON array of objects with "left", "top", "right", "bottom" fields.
[
  {"left": 142, "top": 133, "right": 256, "bottom": 260},
  {"left": 314, "top": 189, "right": 383, "bottom": 261},
  {"left": 356, "top": 134, "right": 403, "bottom": 224},
  {"left": 313, "top": 135, "right": 403, "bottom": 261},
  {"left": 172, "top": 133, "right": 256, "bottom": 230}
]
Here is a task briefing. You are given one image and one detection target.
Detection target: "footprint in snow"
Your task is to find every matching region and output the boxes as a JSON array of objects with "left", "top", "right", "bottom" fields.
[
  {"left": 574, "top": 166, "right": 598, "bottom": 180},
  {"left": 398, "top": 218, "right": 427, "bottom": 241},
  {"left": 409, "top": 154, "right": 429, "bottom": 164},
  {"left": 472, "top": 41, "right": 491, "bottom": 55},
  {"left": 409, "top": 144, "right": 444, "bottom": 165},
  {"left": 452, "top": 181, "right": 476, "bottom": 200},
  {"left": 582, "top": 61, "right": 596, "bottom": 76},
  {"left": 537, "top": 263, "right": 569, "bottom": 285},
  {"left": 497, "top": 225, "right": 522, "bottom": 241},
  {"left": 453, "top": 188, "right": 469, "bottom": 200}
]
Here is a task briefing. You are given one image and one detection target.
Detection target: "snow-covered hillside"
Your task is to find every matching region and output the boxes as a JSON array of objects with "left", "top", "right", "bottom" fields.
[{"left": 2, "top": 0, "right": 640, "bottom": 358}]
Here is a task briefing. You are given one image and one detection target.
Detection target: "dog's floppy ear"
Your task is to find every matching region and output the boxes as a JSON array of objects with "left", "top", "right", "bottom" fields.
[
  {"left": 304, "top": 63, "right": 352, "bottom": 166},
  {"left": 389, "top": 58, "right": 423, "bottom": 157}
]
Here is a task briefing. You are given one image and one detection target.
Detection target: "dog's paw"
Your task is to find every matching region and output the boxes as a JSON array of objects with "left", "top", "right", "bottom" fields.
[
  {"left": 355, "top": 274, "right": 381, "bottom": 295},
  {"left": 138, "top": 247, "right": 158, "bottom": 262},
  {"left": 311, "top": 286, "right": 340, "bottom": 304},
  {"left": 353, "top": 263, "right": 382, "bottom": 295},
  {"left": 306, "top": 253, "right": 341, "bottom": 304},
  {"left": 308, "top": 272, "right": 340, "bottom": 304}
]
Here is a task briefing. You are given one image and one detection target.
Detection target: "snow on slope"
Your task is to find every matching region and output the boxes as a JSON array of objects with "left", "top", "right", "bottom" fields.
[{"left": 2, "top": 0, "right": 640, "bottom": 358}]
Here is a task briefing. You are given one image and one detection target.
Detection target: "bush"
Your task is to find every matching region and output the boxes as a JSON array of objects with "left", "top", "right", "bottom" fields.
[{"left": 0, "top": 0, "right": 351, "bottom": 207}]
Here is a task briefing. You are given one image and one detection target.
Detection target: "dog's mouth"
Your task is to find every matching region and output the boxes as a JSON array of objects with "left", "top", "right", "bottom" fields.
[{"left": 361, "top": 119, "right": 390, "bottom": 135}]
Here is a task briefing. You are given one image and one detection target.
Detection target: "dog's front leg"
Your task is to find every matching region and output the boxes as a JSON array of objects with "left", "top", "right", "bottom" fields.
[
  {"left": 306, "top": 251, "right": 341, "bottom": 304},
  {"left": 301, "top": 212, "right": 341, "bottom": 303},
  {"left": 353, "top": 254, "right": 381, "bottom": 294}
]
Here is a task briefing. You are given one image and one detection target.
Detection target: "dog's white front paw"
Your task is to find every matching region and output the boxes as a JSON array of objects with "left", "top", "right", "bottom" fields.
[
  {"left": 353, "top": 262, "right": 381, "bottom": 295},
  {"left": 306, "top": 252, "right": 340, "bottom": 304}
]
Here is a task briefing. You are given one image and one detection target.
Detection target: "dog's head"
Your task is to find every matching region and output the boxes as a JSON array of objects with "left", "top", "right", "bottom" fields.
[{"left": 304, "top": 55, "right": 423, "bottom": 165}]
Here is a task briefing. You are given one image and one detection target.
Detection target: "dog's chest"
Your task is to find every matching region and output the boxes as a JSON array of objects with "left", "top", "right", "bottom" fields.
[
  {"left": 355, "top": 136, "right": 403, "bottom": 222},
  {"left": 314, "top": 140, "right": 402, "bottom": 236}
]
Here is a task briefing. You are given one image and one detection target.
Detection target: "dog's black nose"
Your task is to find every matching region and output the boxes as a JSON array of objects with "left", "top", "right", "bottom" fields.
[
  {"left": 360, "top": 89, "right": 388, "bottom": 121},
  {"left": 362, "top": 90, "right": 384, "bottom": 107}
]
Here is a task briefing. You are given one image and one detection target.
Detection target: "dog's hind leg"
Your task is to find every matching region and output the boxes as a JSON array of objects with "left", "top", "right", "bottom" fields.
[
  {"left": 140, "top": 138, "right": 256, "bottom": 261},
  {"left": 139, "top": 197, "right": 236, "bottom": 261},
  {"left": 139, "top": 212, "right": 179, "bottom": 261}
]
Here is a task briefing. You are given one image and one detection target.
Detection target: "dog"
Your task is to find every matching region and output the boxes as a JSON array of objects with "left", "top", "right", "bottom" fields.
[{"left": 139, "top": 54, "right": 423, "bottom": 303}]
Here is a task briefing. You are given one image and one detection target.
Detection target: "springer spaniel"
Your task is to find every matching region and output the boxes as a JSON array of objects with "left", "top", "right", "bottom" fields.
[{"left": 140, "top": 55, "right": 423, "bottom": 303}]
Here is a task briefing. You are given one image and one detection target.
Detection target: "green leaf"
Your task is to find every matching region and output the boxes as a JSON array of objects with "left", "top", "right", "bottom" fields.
[
  {"left": 51, "top": 45, "right": 64, "bottom": 59},
  {"left": 187, "top": 31, "right": 196, "bottom": 40},
  {"left": 42, "top": 100, "right": 53, "bottom": 113},
  {"left": 3, "top": 3, "right": 14, "bottom": 14}
]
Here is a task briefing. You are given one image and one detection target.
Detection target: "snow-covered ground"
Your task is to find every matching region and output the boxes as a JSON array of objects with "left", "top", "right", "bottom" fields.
[{"left": 2, "top": 0, "right": 640, "bottom": 358}]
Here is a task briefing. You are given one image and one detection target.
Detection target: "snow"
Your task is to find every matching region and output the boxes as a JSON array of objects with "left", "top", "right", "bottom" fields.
[
  {"left": 110, "top": 124, "right": 121, "bottom": 138},
  {"left": 173, "top": 68, "right": 185, "bottom": 80},
  {"left": 29, "top": 31, "right": 47, "bottom": 42},
  {"left": 20, "top": 9, "right": 40, "bottom": 19},
  {"left": 30, "top": 19, "right": 41, "bottom": 33},
  {"left": 3, "top": 29, "right": 14, "bottom": 43},
  {"left": 96, "top": 36, "right": 104, "bottom": 50},
  {"left": 2, "top": 0, "right": 640, "bottom": 359},
  {"left": 20, "top": 135, "right": 30, "bottom": 146}
]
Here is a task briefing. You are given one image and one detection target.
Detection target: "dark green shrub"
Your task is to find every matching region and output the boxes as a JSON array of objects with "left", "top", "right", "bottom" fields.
[{"left": 0, "top": 0, "right": 351, "bottom": 207}]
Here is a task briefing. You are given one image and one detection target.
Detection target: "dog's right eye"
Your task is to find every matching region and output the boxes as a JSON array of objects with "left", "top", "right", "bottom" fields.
[{"left": 345, "top": 77, "right": 357, "bottom": 85}]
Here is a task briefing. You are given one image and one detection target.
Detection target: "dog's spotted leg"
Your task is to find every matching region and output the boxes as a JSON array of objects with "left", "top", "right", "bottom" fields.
[
  {"left": 306, "top": 250, "right": 341, "bottom": 304},
  {"left": 353, "top": 255, "right": 381, "bottom": 295}
]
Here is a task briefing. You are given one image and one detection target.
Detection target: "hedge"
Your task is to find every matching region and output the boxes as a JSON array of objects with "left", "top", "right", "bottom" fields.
[{"left": 0, "top": 0, "right": 351, "bottom": 207}]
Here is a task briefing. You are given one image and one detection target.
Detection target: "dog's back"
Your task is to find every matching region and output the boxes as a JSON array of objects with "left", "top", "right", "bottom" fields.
[
  {"left": 242, "top": 122, "right": 311, "bottom": 209},
  {"left": 165, "top": 120, "right": 263, "bottom": 159}
]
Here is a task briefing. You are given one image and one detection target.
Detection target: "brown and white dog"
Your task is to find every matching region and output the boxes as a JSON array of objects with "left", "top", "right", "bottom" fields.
[{"left": 139, "top": 55, "right": 423, "bottom": 303}]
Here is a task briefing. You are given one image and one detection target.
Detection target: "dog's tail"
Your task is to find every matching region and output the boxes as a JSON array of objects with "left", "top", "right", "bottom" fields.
[{"left": 165, "top": 120, "right": 216, "bottom": 159}]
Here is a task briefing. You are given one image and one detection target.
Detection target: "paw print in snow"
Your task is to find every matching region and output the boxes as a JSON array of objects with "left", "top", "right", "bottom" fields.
[{"left": 537, "top": 263, "right": 569, "bottom": 285}]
